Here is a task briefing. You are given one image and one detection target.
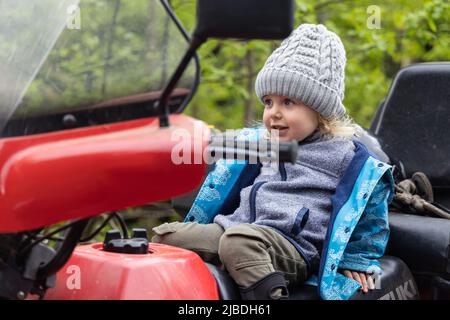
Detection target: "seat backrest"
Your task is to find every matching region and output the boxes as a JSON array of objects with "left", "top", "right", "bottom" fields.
[
  {"left": 370, "top": 63, "right": 450, "bottom": 192},
  {"left": 355, "top": 129, "right": 390, "bottom": 164}
]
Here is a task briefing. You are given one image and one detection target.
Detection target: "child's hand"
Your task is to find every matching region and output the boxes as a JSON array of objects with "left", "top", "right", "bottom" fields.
[{"left": 340, "top": 269, "right": 375, "bottom": 293}]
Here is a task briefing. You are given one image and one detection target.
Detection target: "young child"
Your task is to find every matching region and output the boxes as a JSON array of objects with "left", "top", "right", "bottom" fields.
[{"left": 152, "top": 24, "right": 393, "bottom": 300}]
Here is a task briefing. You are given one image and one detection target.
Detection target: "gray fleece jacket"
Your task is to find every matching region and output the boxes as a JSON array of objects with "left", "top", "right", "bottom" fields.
[{"left": 213, "top": 129, "right": 356, "bottom": 273}]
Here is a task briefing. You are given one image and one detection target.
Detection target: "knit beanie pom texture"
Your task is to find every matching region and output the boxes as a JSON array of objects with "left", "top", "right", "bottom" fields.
[{"left": 255, "top": 24, "right": 347, "bottom": 119}]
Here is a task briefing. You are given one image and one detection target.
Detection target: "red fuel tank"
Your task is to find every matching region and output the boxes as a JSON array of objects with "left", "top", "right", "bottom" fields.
[{"left": 44, "top": 243, "right": 219, "bottom": 300}]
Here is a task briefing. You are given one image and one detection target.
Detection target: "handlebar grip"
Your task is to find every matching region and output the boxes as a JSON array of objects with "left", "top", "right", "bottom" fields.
[
  {"left": 207, "top": 137, "right": 298, "bottom": 163},
  {"left": 277, "top": 140, "right": 298, "bottom": 163}
]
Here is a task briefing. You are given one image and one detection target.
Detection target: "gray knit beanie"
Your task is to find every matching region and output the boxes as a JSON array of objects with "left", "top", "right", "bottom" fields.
[{"left": 255, "top": 24, "right": 347, "bottom": 119}]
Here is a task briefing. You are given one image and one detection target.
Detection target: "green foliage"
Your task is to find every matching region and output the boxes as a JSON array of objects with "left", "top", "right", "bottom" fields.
[{"left": 173, "top": 0, "right": 450, "bottom": 129}]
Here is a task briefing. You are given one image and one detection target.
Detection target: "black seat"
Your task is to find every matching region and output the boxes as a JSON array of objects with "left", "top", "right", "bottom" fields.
[
  {"left": 386, "top": 212, "right": 450, "bottom": 299},
  {"left": 206, "top": 256, "right": 419, "bottom": 300},
  {"left": 369, "top": 62, "right": 450, "bottom": 299},
  {"left": 355, "top": 129, "right": 390, "bottom": 163},
  {"left": 387, "top": 213, "right": 450, "bottom": 278},
  {"left": 370, "top": 62, "right": 450, "bottom": 207}
]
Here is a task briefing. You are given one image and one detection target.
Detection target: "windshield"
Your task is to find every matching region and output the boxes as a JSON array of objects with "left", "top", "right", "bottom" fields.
[{"left": 0, "top": 0, "right": 196, "bottom": 136}]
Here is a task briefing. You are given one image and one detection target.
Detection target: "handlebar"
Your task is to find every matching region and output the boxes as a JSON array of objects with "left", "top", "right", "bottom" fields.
[{"left": 207, "top": 136, "right": 298, "bottom": 164}]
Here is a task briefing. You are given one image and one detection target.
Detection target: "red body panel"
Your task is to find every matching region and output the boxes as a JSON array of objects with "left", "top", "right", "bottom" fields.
[
  {"left": 44, "top": 243, "right": 219, "bottom": 300},
  {"left": 0, "top": 115, "right": 209, "bottom": 233}
]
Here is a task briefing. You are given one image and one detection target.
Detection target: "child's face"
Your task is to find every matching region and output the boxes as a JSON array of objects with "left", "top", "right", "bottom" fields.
[{"left": 262, "top": 95, "right": 319, "bottom": 142}]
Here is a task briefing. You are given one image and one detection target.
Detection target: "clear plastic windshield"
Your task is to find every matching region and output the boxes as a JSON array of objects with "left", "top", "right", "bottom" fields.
[{"left": 0, "top": 0, "right": 196, "bottom": 134}]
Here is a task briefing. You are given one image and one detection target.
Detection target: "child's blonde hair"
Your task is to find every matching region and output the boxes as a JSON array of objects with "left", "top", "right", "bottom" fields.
[{"left": 317, "top": 113, "right": 363, "bottom": 138}]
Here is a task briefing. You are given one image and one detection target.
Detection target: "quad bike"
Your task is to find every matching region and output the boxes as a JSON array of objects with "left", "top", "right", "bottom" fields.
[{"left": 0, "top": 0, "right": 449, "bottom": 300}]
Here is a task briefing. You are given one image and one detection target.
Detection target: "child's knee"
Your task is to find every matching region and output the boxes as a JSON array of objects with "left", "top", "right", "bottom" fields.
[{"left": 218, "top": 224, "right": 266, "bottom": 264}]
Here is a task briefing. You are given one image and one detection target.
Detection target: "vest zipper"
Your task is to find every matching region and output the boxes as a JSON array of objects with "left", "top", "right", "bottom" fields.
[{"left": 279, "top": 163, "right": 287, "bottom": 181}]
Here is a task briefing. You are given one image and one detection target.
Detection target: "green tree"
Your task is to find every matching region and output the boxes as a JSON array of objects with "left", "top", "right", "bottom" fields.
[{"left": 173, "top": 0, "right": 450, "bottom": 129}]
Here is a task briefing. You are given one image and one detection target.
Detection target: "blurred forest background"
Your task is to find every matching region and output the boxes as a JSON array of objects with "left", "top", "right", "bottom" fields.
[{"left": 175, "top": 0, "right": 450, "bottom": 130}]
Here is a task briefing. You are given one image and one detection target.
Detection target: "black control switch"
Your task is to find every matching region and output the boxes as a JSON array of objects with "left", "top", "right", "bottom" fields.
[
  {"left": 132, "top": 228, "right": 148, "bottom": 240},
  {"left": 103, "top": 229, "right": 149, "bottom": 254}
]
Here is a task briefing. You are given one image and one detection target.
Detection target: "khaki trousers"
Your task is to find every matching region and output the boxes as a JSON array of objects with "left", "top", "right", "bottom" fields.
[{"left": 151, "top": 222, "right": 308, "bottom": 288}]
